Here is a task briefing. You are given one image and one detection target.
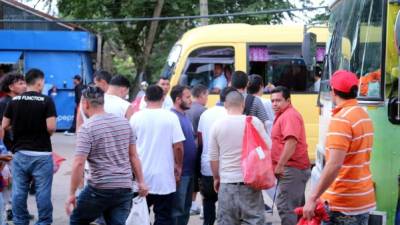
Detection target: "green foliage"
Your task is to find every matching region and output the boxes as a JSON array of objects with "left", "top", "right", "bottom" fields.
[{"left": 57, "top": 0, "right": 294, "bottom": 90}]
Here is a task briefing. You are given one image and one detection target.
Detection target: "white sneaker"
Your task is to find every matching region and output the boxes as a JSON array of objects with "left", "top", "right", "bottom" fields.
[
  {"left": 190, "top": 202, "right": 201, "bottom": 215},
  {"left": 64, "top": 131, "right": 75, "bottom": 136}
]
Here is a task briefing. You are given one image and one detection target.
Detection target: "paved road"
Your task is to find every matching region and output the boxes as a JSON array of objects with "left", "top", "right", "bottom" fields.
[{"left": 21, "top": 133, "right": 281, "bottom": 224}]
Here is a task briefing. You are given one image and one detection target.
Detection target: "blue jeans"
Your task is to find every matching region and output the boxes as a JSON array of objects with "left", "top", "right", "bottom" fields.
[
  {"left": 172, "top": 175, "right": 193, "bottom": 225},
  {"left": 12, "top": 152, "right": 53, "bottom": 225},
  {"left": 323, "top": 209, "right": 369, "bottom": 225},
  {"left": 70, "top": 185, "right": 133, "bottom": 225}
]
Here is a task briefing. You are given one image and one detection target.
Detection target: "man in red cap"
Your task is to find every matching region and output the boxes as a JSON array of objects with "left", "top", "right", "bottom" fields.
[{"left": 303, "top": 70, "right": 376, "bottom": 224}]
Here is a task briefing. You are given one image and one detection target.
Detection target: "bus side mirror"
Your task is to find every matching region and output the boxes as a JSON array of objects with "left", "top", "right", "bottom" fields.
[
  {"left": 302, "top": 32, "right": 317, "bottom": 71},
  {"left": 395, "top": 11, "right": 400, "bottom": 54},
  {"left": 388, "top": 11, "right": 400, "bottom": 125}
]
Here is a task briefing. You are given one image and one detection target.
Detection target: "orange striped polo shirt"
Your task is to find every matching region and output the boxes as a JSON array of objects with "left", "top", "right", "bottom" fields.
[{"left": 321, "top": 99, "right": 376, "bottom": 215}]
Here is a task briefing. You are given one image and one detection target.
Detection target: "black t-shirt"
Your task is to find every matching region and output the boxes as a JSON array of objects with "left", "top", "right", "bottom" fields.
[
  {"left": 4, "top": 91, "right": 57, "bottom": 152},
  {"left": 0, "top": 95, "right": 13, "bottom": 150}
]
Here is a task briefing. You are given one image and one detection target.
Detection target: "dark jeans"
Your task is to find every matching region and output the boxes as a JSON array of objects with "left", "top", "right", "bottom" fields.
[
  {"left": 199, "top": 176, "right": 218, "bottom": 225},
  {"left": 147, "top": 193, "right": 174, "bottom": 225},
  {"left": 323, "top": 211, "right": 369, "bottom": 225},
  {"left": 12, "top": 152, "right": 53, "bottom": 225},
  {"left": 70, "top": 185, "right": 133, "bottom": 225},
  {"left": 68, "top": 106, "right": 77, "bottom": 132},
  {"left": 172, "top": 175, "right": 193, "bottom": 225}
]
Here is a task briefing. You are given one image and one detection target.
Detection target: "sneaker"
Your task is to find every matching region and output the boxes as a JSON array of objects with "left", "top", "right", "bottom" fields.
[
  {"left": 64, "top": 131, "right": 75, "bottom": 136},
  {"left": 190, "top": 203, "right": 201, "bottom": 215}
]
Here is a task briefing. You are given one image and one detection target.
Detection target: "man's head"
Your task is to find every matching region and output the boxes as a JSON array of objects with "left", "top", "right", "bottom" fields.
[
  {"left": 109, "top": 75, "right": 130, "bottom": 98},
  {"left": 171, "top": 85, "right": 192, "bottom": 111},
  {"left": 231, "top": 70, "right": 248, "bottom": 90},
  {"left": 145, "top": 85, "right": 164, "bottom": 103},
  {"left": 158, "top": 77, "right": 170, "bottom": 96},
  {"left": 330, "top": 70, "right": 358, "bottom": 104},
  {"left": 214, "top": 64, "right": 223, "bottom": 77},
  {"left": 0, "top": 73, "right": 26, "bottom": 96},
  {"left": 271, "top": 86, "right": 291, "bottom": 113},
  {"left": 25, "top": 69, "right": 45, "bottom": 92},
  {"left": 81, "top": 86, "right": 105, "bottom": 118},
  {"left": 73, "top": 75, "right": 82, "bottom": 86},
  {"left": 224, "top": 90, "right": 244, "bottom": 113},
  {"left": 247, "top": 74, "right": 264, "bottom": 95},
  {"left": 93, "top": 70, "right": 111, "bottom": 92},
  {"left": 220, "top": 87, "right": 237, "bottom": 104},
  {"left": 191, "top": 84, "right": 208, "bottom": 106}
]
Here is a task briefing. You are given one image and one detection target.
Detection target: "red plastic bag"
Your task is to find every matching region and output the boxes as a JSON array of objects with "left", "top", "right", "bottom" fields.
[
  {"left": 241, "top": 116, "right": 275, "bottom": 190},
  {"left": 294, "top": 201, "right": 329, "bottom": 225},
  {"left": 52, "top": 152, "right": 66, "bottom": 174}
]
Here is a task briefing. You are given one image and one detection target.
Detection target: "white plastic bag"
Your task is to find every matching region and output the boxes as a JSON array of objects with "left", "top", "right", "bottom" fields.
[{"left": 125, "top": 196, "right": 150, "bottom": 225}]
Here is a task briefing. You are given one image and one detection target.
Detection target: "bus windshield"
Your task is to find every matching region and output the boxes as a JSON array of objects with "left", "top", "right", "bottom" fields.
[{"left": 320, "top": 0, "right": 383, "bottom": 101}]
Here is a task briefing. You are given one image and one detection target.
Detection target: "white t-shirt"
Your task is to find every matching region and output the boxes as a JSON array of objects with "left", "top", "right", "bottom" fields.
[
  {"left": 259, "top": 97, "right": 275, "bottom": 136},
  {"left": 130, "top": 108, "right": 185, "bottom": 194},
  {"left": 197, "top": 106, "right": 227, "bottom": 176},
  {"left": 104, "top": 93, "right": 131, "bottom": 118},
  {"left": 139, "top": 95, "right": 173, "bottom": 110}
]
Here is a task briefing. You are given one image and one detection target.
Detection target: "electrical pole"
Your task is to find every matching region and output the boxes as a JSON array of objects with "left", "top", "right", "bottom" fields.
[{"left": 200, "top": 0, "right": 208, "bottom": 26}]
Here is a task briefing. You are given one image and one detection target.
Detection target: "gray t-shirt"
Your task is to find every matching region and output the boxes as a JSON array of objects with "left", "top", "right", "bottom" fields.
[
  {"left": 243, "top": 93, "right": 269, "bottom": 123},
  {"left": 76, "top": 113, "right": 135, "bottom": 189},
  {"left": 185, "top": 102, "right": 206, "bottom": 133},
  {"left": 209, "top": 115, "right": 271, "bottom": 183}
]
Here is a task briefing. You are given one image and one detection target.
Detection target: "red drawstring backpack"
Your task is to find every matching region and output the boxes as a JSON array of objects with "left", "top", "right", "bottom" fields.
[{"left": 241, "top": 116, "right": 275, "bottom": 190}]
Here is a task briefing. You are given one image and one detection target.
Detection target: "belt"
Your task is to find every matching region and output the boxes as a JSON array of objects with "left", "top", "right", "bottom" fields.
[{"left": 226, "top": 182, "right": 245, "bottom": 185}]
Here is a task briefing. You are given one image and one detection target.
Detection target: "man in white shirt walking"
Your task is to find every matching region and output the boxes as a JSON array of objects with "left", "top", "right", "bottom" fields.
[
  {"left": 130, "top": 85, "right": 185, "bottom": 225},
  {"left": 104, "top": 75, "right": 134, "bottom": 119}
]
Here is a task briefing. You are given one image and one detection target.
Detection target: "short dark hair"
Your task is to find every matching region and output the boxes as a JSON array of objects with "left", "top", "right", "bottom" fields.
[
  {"left": 81, "top": 86, "right": 104, "bottom": 107},
  {"left": 231, "top": 70, "right": 248, "bottom": 89},
  {"left": 145, "top": 85, "right": 163, "bottom": 102},
  {"left": 0, "top": 72, "right": 24, "bottom": 93},
  {"left": 110, "top": 75, "right": 130, "bottom": 88},
  {"left": 271, "top": 86, "right": 291, "bottom": 100},
  {"left": 333, "top": 86, "right": 358, "bottom": 99},
  {"left": 93, "top": 70, "right": 112, "bottom": 84},
  {"left": 191, "top": 84, "right": 208, "bottom": 98},
  {"left": 170, "top": 85, "right": 190, "bottom": 103},
  {"left": 247, "top": 74, "right": 264, "bottom": 95},
  {"left": 25, "top": 68, "right": 44, "bottom": 85},
  {"left": 220, "top": 87, "right": 238, "bottom": 103}
]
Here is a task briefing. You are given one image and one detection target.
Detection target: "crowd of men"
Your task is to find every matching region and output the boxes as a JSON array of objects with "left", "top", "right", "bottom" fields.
[{"left": 0, "top": 67, "right": 375, "bottom": 225}]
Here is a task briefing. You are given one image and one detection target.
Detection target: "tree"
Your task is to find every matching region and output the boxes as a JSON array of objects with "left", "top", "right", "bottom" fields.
[{"left": 57, "top": 0, "right": 294, "bottom": 93}]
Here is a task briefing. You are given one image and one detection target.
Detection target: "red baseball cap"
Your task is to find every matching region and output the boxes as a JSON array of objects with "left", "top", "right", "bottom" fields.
[{"left": 330, "top": 70, "right": 359, "bottom": 93}]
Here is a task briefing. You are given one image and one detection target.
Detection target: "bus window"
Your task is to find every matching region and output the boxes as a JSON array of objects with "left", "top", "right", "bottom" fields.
[
  {"left": 248, "top": 45, "right": 316, "bottom": 93},
  {"left": 179, "top": 46, "right": 234, "bottom": 93}
]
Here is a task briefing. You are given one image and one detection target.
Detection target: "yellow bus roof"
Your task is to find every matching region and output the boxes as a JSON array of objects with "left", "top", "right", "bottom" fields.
[{"left": 177, "top": 23, "right": 328, "bottom": 46}]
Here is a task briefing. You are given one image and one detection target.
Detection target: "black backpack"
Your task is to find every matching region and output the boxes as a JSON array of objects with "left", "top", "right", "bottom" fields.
[{"left": 243, "top": 94, "right": 255, "bottom": 116}]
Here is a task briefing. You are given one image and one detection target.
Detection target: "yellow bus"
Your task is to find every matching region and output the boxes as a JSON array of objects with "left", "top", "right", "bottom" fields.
[{"left": 162, "top": 23, "right": 328, "bottom": 161}]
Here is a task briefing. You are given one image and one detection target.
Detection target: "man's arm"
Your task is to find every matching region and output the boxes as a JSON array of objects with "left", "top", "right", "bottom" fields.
[
  {"left": 76, "top": 104, "right": 84, "bottom": 131},
  {"left": 303, "top": 149, "right": 346, "bottom": 219},
  {"left": 274, "top": 137, "right": 297, "bottom": 177},
  {"left": 2, "top": 117, "right": 10, "bottom": 131},
  {"left": 46, "top": 117, "right": 56, "bottom": 136},
  {"left": 125, "top": 105, "right": 134, "bottom": 120},
  {"left": 173, "top": 142, "right": 184, "bottom": 183},
  {"left": 128, "top": 144, "right": 148, "bottom": 196},
  {"left": 65, "top": 155, "right": 87, "bottom": 215},
  {"left": 210, "top": 160, "right": 220, "bottom": 192}
]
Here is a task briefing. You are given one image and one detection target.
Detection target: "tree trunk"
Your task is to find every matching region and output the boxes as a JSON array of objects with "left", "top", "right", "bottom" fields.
[{"left": 139, "top": 0, "right": 165, "bottom": 83}]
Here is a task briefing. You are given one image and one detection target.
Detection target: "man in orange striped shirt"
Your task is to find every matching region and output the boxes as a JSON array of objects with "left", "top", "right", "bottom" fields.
[{"left": 303, "top": 70, "right": 376, "bottom": 224}]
